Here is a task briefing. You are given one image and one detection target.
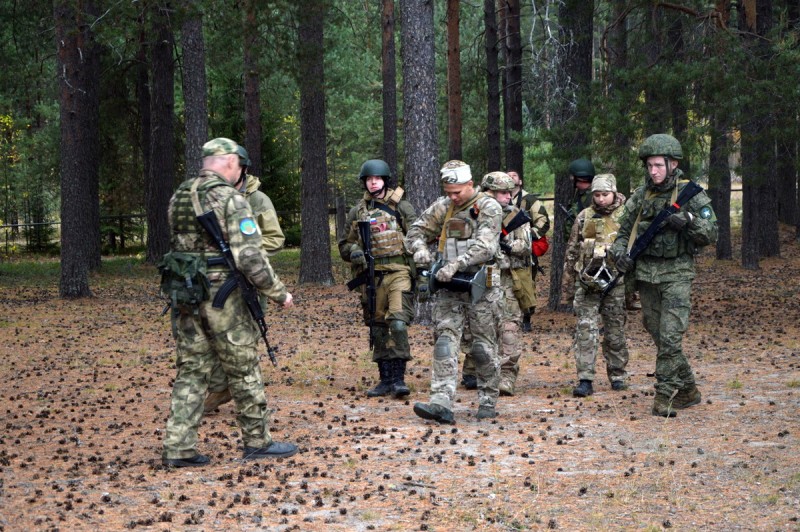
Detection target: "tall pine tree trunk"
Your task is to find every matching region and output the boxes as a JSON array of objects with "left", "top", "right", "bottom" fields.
[
  {"left": 243, "top": 0, "right": 262, "bottom": 176},
  {"left": 146, "top": 3, "right": 176, "bottom": 265},
  {"left": 181, "top": 6, "right": 207, "bottom": 181},
  {"left": 446, "top": 0, "right": 462, "bottom": 161},
  {"left": 502, "top": 0, "right": 523, "bottom": 176},
  {"left": 297, "top": 0, "right": 333, "bottom": 285},
  {"left": 381, "top": 0, "right": 399, "bottom": 179},
  {"left": 708, "top": 114, "right": 732, "bottom": 260},
  {"left": 55, "top": 0, "right": 101, "bottom": 297},
  {"left": 137, "top": 12, "right": 152, "bottom": 216},
  {"left": 484, "top": 0, "right": 501, "bottom": 171}
]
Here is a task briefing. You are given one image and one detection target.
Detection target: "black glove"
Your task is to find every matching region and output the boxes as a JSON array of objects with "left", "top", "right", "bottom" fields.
[
  {"left": 614, "top": 253, "right": 634, "bottom": 274},
  {"left": 665, "top": 211, "right": 693, "bottom": 231}
]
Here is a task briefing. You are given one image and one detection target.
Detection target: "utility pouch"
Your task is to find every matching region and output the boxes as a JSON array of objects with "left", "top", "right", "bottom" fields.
[{"left": 158, "top": 252, "right": 211, "bottom": 308}]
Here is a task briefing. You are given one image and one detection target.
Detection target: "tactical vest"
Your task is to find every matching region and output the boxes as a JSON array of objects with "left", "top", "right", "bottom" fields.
[
  {"left": 577, "top": 206, "right": 623, "bottom": 272},
  {"left": 354, "top": 188, "right": 406, "bottom": 260},
  {"left": 170, "top": 176, "right": 229, "bottom": 253},
  {"left": 439, "top": 193, "right": 485, "bottom": 269},
  {"left": 633, "top": 182, "right": 695, "bottom": 258}
]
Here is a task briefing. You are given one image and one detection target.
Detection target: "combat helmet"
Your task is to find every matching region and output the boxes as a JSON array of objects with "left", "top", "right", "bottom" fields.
[
  {"left": 481, "top": 171, "right": 515, "bottom": 192},
  {"left": 638, "top": 134, "right": 683, "bottom": 161},
  {"left": 236, "top": 145, "right": 251, "bottom": 168},
  {"left": 568, "top": 158, "right": 596, "bottom": 181},
  {"left": 359, "top": 159, "right": 391, "bottom": 196}
]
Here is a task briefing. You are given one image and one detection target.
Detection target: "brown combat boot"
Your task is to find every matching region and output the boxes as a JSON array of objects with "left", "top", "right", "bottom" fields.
[
  {"left": 203, "top": 389, "right": 232, "bottom": 413},
  {"left": 652, "top": 393, "right": 677, "bottom": 417},
  {"left": 625, "top": 292, "right": 642, "bottom": 311},
  {"left": 673, "top": 385, "right": 702, "bottom": 409}
]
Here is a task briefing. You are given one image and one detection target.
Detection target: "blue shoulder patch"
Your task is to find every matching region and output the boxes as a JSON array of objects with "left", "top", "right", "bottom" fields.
[
  {"left": 240, "top": 218, "right": 258, "bottom": 236},
  {"left": 699, "top": 206, "right": 713, "bottom": 220}
]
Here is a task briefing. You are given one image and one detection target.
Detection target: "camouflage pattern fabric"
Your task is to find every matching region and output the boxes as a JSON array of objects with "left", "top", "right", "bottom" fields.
[
  {"left": 563, "top": 188, "right": 591, "bottom": 240},
  {"left": 162, "top": 170, "right": 288, "bottom": 460},
  {"left": 572, "top": 282, "right": 629, "bottom": 383}
]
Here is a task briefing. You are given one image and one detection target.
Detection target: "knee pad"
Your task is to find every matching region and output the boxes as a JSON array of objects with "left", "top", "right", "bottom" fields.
[
  {"left": 434, "top": 336, "right": 454, "bottom": 360},
  {"left": 471, "top": 341, "right": 491, "bottom": 366},
  {"left": 389, "top": 320, "right": 407, "bottom": 334}
]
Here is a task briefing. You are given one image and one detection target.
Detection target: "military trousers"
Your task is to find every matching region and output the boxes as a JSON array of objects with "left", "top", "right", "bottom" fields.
[
  {"left": 638, "top": 279, "right": 696, "bottom": 398},
  {"left": 431, "top": 287, "right": 502, "bottom": 411},
  {"left": 163, "top": 287, "right": 272, "bottom": 460},
  {"left": 362, "top": 268, "right": 413, "bottom": 362},
  {"left": 572, "top": 282, "right": 629, "bottom": 383}
]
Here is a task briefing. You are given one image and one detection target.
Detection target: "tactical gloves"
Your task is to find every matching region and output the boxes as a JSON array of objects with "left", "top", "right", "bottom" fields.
[
  {"left": 350, "top": 248, "right": 367, "bottom": 267},
  {"left": 412, "top": 248, "right": 433, "bottom": 267},
  {"left": 614, "top": 252, "right": 634, "bottom": 274},
  {"left": 435, "top": 260, "right": 460, "bottom": 282},
  {"left": 665, "top": 211, "right": 694, "bottom": 231}
]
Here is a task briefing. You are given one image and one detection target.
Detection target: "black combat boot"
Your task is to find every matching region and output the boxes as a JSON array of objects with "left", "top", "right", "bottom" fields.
[
  {"left": 391, "top": 359, "right": 410, "bottom": 398},
  {"left": 572, "top": 379, "right": 594, "bottom": 397},
  {"left": 413, "top": 402, "right": 455, "bottom": 424},
  {"left": 461, "top": 374, "right": 478, "bottom": 390},
  {"left": 366, "top": 360, "right": 393, "bottom": 397},
  {"left": 522, "top": 313, "right": 532, "bottom": 333}
]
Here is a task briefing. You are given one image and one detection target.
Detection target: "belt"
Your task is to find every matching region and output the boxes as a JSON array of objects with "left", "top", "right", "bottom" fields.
[{"left": 373, "top": 255, "right": 407, "bottom": 266}]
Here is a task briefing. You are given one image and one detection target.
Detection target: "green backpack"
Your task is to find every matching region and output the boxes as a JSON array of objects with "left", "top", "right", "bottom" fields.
[{"left": 158, "top": 252, "right": 211, "bottom": 308}]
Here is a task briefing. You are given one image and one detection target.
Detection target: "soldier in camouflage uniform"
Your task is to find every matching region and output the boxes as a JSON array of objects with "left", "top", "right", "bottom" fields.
[
  {"left": 564, "top": 158, "right": 595, "bottom": 239},
  {"left": 562, "top": 174, "right": 630, "bottom": 397},
  {"left": 461, "top": 172, "right": 531, "bottom": 396},
  {"left": 610, "top": 134, "right": 717, "bottom": 417},
  {"left": 204, "top": 145, "right": 286, "bottom": 413},
  {"left": 160, "top": 138, "right": 297, "bottom": 467},
  {"left": 508, "top": 169, "right": 550, "bottom": 333},
  {"left": 338, "top": 159, "right": 417, "bottom": 399},
  {"left": 405, "top": 161, "right": 504, "bottom": 423}
]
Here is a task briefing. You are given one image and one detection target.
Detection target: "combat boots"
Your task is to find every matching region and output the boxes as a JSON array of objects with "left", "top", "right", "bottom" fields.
[
  {"left": 413, "top": 402, "right": 455, "bottom": 424},
  {"left": 652, "top": 394, "right": 677, "bottom": 417},
  {"left": 204, "top": 389, "right": 232, "bottom": 413},
  {"left": 625, "top": 292, "right": 642, "bottom": 311},
  {"left": 476, "top": 405, "right": 497, "bottom": 420},
  {"left": 521, "top": 313, "right": 532, "bottom": 333},
  {"left": 366, "top": 360, "right": 393, "bottom": 397},
  {"left": 461, "top": 374, "right": 478, "bottom": 390},
  {"left": 673, "top": 384, "right": 702, "bottom": 409},
  {"left": 390, "top": 359, "right": 410, "bottom": 398},
  {"left": 572, "top": 379, "right": 593, "bottom": 397}
]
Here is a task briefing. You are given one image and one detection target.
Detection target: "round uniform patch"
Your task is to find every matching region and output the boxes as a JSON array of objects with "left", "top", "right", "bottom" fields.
[
  {"left": 699, "top": 206, "right": 713, "bottom": 219},
  {"left": 239, "top": 218, "right": 258, "bottom": 235}
]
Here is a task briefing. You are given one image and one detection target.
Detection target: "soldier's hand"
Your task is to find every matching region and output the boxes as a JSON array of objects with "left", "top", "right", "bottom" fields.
[
  {"left": 413, "top": 248, "right": 432, "bottom": 267},
  {"left": 281, "top": 292, "right": 294, "bottom": 308},
  {"left": 350, "top": 248, "right": 367, "bottom": 267},
  {"left": 665, "top": 211, "right": 693, "bottom": 231},
  {"left": 435, "top": 261, "right": 459, "bottom": 282},
  {"left": 614, "top": 253, "right": 634, "bottom": 274}
]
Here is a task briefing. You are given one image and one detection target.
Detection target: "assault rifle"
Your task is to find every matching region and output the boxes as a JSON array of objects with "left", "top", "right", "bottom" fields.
[
  {"left": 345, "top": 221, "right": 377, "bottom": 350},
  {"left": 498, "top": 207, "right": 532, "bottom": 255},
  {"left": 601, "top": 180, "right": 704, "bottom": 298},
  {"left": 197, "top": 211, "right": 278, "bottom": 367},
  {"left": 558, "top": 203, "right": 576, "bottom": 223}
]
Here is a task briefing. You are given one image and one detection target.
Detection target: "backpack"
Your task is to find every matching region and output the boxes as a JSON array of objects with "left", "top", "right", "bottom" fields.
[{"left": 158, "top": 252, "right": 211, "bottom": 308}]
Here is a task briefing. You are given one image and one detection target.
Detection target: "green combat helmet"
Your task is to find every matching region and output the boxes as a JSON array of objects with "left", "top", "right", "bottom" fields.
[
  {"left": 638, "top": 134, "right": 683, "bottom": 161},
  {"left": 568, "top": 158, "right": 596, "bottom": 181},
  {"left": 481, "top": 171, "right": 515, "bottom": 192},
  {"left": 236, "top": 145, "right": 251, "bottom": 168},
  {"left": 359, "top": 159, "right": 391, "bottom": 180}
]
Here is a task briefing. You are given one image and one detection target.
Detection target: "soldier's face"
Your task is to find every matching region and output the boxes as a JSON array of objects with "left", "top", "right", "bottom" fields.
[
  {"left": 507, "top": 171, "right": 521, "bottom": 188},
  {"left": 592, "top": 190, "right": 614, "bottom": 207},
  {"left": 443, "top": 182, "right": 475, "bottom": 206},
  {"left": 365, "top": 176, "right": 385, "bottom": 194},
  {"left": 494, "top": 190, "right": 512, "bottom": 206},
  {"left": 646, "top": 156, "right": 677, "bottom": 185}
]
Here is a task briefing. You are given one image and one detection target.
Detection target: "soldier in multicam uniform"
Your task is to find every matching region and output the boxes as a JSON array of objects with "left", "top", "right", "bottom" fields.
[
  {"left": 338, "top": 159, "right": 417, "bottom": 398},
  {"left": 610, "top": 134, "right": 717, "bottom": 417},
  {"left": 562, "top": 174, "right": 630, "bottom": 397},
  {"left": 508, "top": 170, "right": 550, "bottom": 334},
  {"left": 161, "top": 138, "right": 297, "bottom": 467},
  {"left": 204, "top": 145, "right": 286, "bottom": 413},
  {"left": 460, "top": 172, "right": 531, "bottom": 397},
  {"left": 405, "top": 160, "right": 504, "bottom": 423}
]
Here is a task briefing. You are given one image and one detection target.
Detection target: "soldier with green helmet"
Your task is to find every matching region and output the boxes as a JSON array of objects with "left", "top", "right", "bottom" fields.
[
  {"left": 203, "top": 145, "right": 287, "bottom": 413},
  {"left": 160, "top": 137, "right": 297, "bottom": 467},
  {"left": 610, "top": 133, "right": 717, "bottom": 417},
  {"left": 338, "top": 159, "right": 417, "bottom": 399},
  {"left": 565, "top": 158, "right": 596, "bottom": 239}
]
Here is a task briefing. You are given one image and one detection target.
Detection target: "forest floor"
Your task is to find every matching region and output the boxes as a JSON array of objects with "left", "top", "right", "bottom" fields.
[{"left": 1, "top": 227, "right": 799, "bottom": 532}]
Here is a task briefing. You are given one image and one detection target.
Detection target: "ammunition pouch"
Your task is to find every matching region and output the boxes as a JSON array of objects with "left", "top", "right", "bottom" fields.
[{"left": 158, "top": 252, "right": 211, "bottom": 309}]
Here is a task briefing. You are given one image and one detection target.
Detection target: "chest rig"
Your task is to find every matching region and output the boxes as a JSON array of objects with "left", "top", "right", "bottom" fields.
[
  {"left": 437, "top": 192, "right": 483, "bottom": 267},
  {"left": 631, "top": 181, "right": 694, "bottom": 258},
  {"left": 576, "top": 207, "right": 623, "bottom": 291},
  {"left": 354, "top": 188, "right": 406, "bottom": 260},
  {"left": 171, "top": 176, "right": 229, "bottom": 252}
]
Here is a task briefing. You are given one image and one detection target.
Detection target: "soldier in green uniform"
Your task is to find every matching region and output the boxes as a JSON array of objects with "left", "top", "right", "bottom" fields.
[
  {"left": 405, "top": 161, "right": 504, "bottom": 423},
  {"left": 338, "top": 159, "right": 417, "bottom": 398},
  {"left": 564, "top": 158, "right": 595, "bottom": 240},
  {"left": 562, "top": 174, "right": 630, "bottom": 397},
  {"left": 204, "top": 145, "right": 286, "bottom": 413},
  {"left": 610, "top": 134, "right": 717, "bottom": 417},
  {"left": 160, "top": 138, "right": 297, "bottom": 467}
]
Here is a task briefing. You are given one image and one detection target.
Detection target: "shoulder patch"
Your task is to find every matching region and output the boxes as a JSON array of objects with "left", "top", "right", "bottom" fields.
[
  {"left": 240, "top": 217, "right": 258, "bottom": 236},
  {"left": 699, "top": 206, "right": 713, "bottom": 219}
]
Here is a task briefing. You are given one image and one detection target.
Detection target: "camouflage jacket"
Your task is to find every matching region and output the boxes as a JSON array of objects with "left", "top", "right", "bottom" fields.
[
  {"left": 563, "top": 193, "right": 625, "bottom": 296},
  {"left": 243, "top": 174, "right": 285, "bottom": 256},
  {"left": 610, "top": 170, "right": 718, "bottom": 284},
  {"left": 563, "top": 188, "right": 591, "bottom": 240},
  {"left": 404, "top": 191, "right": 503, "bottom": 272},
  {"left": 499, "top": 204, "right": 532, "bottom": 270},
  {"left": 337, "top": 188, "right": 417, "bottom": 272},
  {"left": 168, "top": 170, "right": 288, "bottom": 303},
  {"left": 513, "top": 188, "right": 551, "bottom": 241}
]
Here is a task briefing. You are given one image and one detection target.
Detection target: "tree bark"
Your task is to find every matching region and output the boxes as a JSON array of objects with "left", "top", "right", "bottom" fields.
[
  {"left": 55, "top": 0, "right": 101, "bottom": 297},
  {"left": 180, "top": 7, "right": 207, "bottom": 181},
  {"left": 136, "top": 12, "right": 152, "bottom": 218},
  {"left": 243, "top": 0, "right": 262, "bottom": 176},
  {"left": 381, "top": 0, "right": 399, "bottom": 181},
  {"left": 484, "top": 0, "right": 501, "bottom": 172},
  {"left": 446, "top": 0, "right": 462, "bottom": 161},
  {"left": 297, "top": 0, "right": 334, "bottom": 285},
  {"left": 708, "top": 115, "right": 732, "bottom": 260},
  {"left": 146, "top": 3, "right": 176, "bottom": 265},
  {"left": 607, "top": 0, "right": 632, "bottom": 196},
  {"left": 501, "top": 0, "right": 523, "bottom": 177}
]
